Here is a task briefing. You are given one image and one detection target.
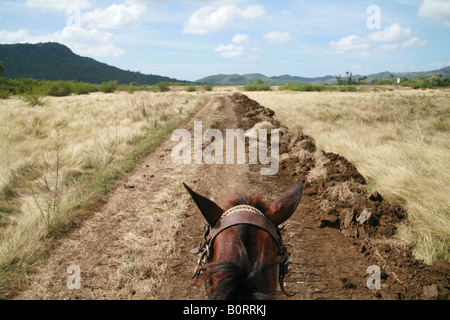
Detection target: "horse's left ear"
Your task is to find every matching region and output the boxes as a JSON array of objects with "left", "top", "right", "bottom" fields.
[
  {"left": 265, "top": 179, "right": 303, "bottom": 226},
  {"left": 183, "top": 183, "right": 224, "bottom": 227}
]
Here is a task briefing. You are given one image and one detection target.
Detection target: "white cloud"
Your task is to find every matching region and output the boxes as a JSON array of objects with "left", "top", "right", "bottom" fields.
[
  {"left": 183, "top": 4, "right": 265, "bottom": 35},
  {"left": 215, "top": 33, "right": 258, "bottom": 60},
  {"left": 25, "top": 0, "right": 93, "bottom": 11},
  {"left": 367, "top": 23, "right": 412, "bottom": 42},
  {"left": 418, "top": 0, "right": 450, "bottom": 26},
  {"left": 329, "top": 24, "right": 426, "bottom": 55},
  {"left": 214, "top": 43, "right": 245, "bottom": 58},
  {"left": 0, "top": 29, "right": 30, "bottom": 43},
  {"left": 263, "top": 31, "right": 295, "bottom": 44},
  {"left": 3, "top": 2, "right": 146, "bottom": 57},
  {"left": 232, "top": 33, "right": 249, "bottom": 45},
  {"left": 48, "top": 27, "right": 125, "bottom": 56},
  {"left": 380, "top": 37, "right": 427, "bottom": 51},
  {"left": 81, "top": 3, "right": 146, "bottom": 29},
  {"left": 329, "top": 35, "right": 370, "bottom": 53},
  {"left": 0, "top": 27, "right": 124, "bottom": 57}
]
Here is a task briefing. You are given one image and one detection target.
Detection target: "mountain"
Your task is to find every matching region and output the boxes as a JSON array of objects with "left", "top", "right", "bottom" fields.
[
  {"left": 0, "top": 42, "right": 180, "bottom": 84},
  {"left": 197, "top": 67, "right": 450, "bottom": 85},
  {"left": 196, "top": 73, "right": 334, "bottom": 85},
  {"left": 197, "top": 74, "right": 252, "bottom": 85},
  {"left": 364, "top": 67, "right": 450, "bottom": 81},
  {"left": 272, "top": 74, "right": 335, "bottom": 84}
]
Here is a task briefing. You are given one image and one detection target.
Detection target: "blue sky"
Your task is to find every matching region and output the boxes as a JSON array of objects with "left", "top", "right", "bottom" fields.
[{"left": 0, "top": 0, "right": 449, "bottom": 81}]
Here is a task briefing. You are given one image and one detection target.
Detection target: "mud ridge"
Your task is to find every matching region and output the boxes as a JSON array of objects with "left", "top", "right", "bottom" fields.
[{"left": 230, "top": 93, "right": 449, "bottom": 300}]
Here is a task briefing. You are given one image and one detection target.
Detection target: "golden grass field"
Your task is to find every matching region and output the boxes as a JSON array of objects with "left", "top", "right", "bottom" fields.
[
  {"left": 0, "top": 90, "right": 207, "bottom": 295},
  {"left": 246, "top": 87, "right": 450, "bottom": 264},
  {"left": 0, "top": 86, "right": 448, "bottom": 298}
]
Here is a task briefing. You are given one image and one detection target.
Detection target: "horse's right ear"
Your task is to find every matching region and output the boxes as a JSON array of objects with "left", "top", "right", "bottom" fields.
[{"left": 183, "top": 183, "right": 224, "bottom": 227}]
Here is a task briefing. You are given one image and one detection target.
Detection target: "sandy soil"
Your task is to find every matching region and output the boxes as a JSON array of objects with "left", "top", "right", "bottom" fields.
[{"left": 15, "top": 93, "right": 449, "bottom": 300}]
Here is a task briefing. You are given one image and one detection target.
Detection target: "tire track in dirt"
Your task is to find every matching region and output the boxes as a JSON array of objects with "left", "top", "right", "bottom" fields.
[
  {"left": 16, "top": 93, "right": 449, "bottom": 300},
  {"left": 161, "top": 94, "right": 253, "bottom": 300}
]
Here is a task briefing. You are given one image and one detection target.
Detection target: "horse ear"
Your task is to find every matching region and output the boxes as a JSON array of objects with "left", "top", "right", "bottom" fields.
[
  {"left": 265, "top": 179, "right": 303, "bottom": 226},
  {"left": 183, "top": 183, "right": 224, "bottom": 227}
]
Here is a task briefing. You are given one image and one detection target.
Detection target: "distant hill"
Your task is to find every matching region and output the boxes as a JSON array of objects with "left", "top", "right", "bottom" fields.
[
  {"left": 362, "top": 67, "right": 450, "bottom": 82},
  {"left": 197, "top": 73, "right": 334, "bottom": 85},
  {"left": 197, "top": 67, "right": 450, "bottom": 85},
  {"left": 0, "top": 42, "right": 180, "bottom": 85}
]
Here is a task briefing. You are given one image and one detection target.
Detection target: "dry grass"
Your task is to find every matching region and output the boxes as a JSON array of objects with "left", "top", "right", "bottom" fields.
[
  {"left": 247, "top": 88, "right": 450, "bottom": 264},
  {"left": 0, "top": 91, "right": 206, "bottom": 297}
]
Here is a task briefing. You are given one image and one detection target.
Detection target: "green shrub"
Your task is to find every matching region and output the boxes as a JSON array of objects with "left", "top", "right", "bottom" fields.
[
  {"left": 46, "top": 81, "right": 73, "bottom": 97},
  {"left": 0, "top": 78, "right": 40, "bottom": 95},
  {"left": 156, "top": 82, "right": 170, "bottom": 92},
  {"left": 203, "top": 84, "right": 214, "bottom": 91},
  {"left": 339, "top": 86, "right": 358, "bottom": 92},
  {"left": 186, "top": 86, "right": 197, "bottom": 92},
  {"left": 120, "top": 84, "right": 137, "bottom": 93},
  {"left": 278, "top": 83, "right": 325, "bottom": 92},
  {"left": 98, "top": 80, "right": 118, "bottom": 93},
  {"left": 379, "top": 79, "right": 394, "bottom": 85},
  {"left": 243, "top": 83, "right": 272, "bottom": 91},
  {"left": 0, "top": 89, "right": 9, "bottom": 99},
  {"left": 20, "top": 92, "right": 46, "bottom": 106},
  {"left": 72, "top": 82, "right": 95, "bottom": 95}
]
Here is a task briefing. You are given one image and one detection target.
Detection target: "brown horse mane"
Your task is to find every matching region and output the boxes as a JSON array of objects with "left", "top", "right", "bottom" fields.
[{"left": 204, "top": 190, "right": 278, "bottom": 300}]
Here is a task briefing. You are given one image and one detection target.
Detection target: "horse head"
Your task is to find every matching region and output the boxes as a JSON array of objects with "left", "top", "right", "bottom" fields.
[{"left": 183, "top": 179, "right": 303, "bottom": 300}]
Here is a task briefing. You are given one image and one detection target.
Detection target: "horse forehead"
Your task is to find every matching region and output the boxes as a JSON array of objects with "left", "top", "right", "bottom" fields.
[{"left": 212, "top": 225, "right": 273, "bottom": 256}]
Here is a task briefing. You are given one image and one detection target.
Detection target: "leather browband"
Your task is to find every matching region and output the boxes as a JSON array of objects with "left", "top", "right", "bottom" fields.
[{"left": 208, "top": 211, "right": 282, "bottom": 250}]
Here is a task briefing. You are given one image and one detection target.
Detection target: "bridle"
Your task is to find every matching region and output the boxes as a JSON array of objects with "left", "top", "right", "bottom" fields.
[{"left": 190, "top": 205, "right": 294, "bottom": 297}]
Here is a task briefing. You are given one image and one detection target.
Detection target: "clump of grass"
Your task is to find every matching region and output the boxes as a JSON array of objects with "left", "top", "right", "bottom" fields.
[{"left": 20, "top": 92, "right": 47, "bottom": 106}]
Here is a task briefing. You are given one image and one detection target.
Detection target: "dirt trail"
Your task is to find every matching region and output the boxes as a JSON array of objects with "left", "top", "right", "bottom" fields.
[{"left": 16, "top": 93, "right": 449, "bottom": 300}]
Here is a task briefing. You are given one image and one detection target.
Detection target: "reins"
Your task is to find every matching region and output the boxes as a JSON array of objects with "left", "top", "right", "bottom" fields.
[{"left": 190, "top": 205, "right": 294, "bottom": 297}]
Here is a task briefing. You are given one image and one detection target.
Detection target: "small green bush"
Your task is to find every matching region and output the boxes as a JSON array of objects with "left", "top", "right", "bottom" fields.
[
  {"left": 0, "top": 89, "right": 9, "bottom": 99},
  {"left": 339, "top": 86, "right": 358, "bottom": 92},
  {"left": 46, "top": 81, "right": 73, "bottom": 96},
  {"left": 278, "top": 83, "right": 325, "bottom": 92},
  {"left": 20, "top": 92, "right": 46, "bottom": 106},
  {"left": 186, "top": 86, "right": 197, "bottom": 92},
  {"left": 98, "top": 80, "right": 118, "bottom": 93},
  {"left": 243, "top": 83, "right": 272, "bottom": 91},
  {"left": 203, "top": 84, "right": 214, "bottom": 91},
  {"left": 0, "top": 78, "right": 40, "bottom": 95},
  {"left": 72, "top": 82, "right": 95, "bottom": 95},
  {"left": 156, "top": 82, "right": 170, "bottom": 92}
]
